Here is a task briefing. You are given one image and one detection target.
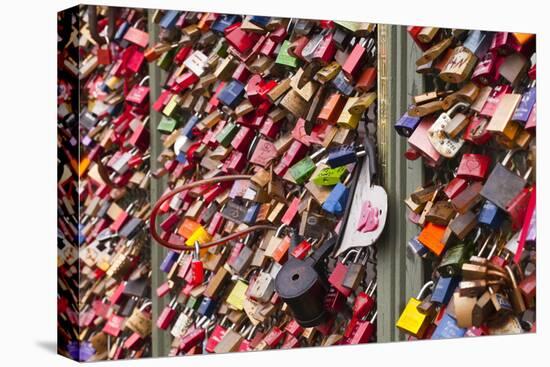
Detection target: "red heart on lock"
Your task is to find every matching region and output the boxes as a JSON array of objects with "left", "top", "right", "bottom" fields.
[{"left": 457, "top": 153, "right": 491, "bottom": 181}]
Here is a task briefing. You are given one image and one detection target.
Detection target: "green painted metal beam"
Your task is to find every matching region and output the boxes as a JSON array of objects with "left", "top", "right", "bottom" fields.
[
  {"left": 147, "top": 10, "right": 170, "bottom": 358},
  {"left": 376, "top": 24, "right": 425, "bottom": 342}
]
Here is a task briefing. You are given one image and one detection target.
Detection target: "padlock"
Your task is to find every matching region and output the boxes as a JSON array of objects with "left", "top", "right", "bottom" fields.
[
  {"left": 427, "top": 102, "right": 470, "bottom": 158},
  {"left": 157, "top": 298, "right": 178, "bottom": 330},
  {"left": 463, "top": 30, "right": 493, "bottom": 59},
  {"left": 126, "top": 302, "right": 153, "bottom": 338},
  {"left": 327, "top": 249, "right": 358, "bottom": 297},
  {"left": 348, "top": 312, "right": 377, "bottom": 344},
  {"left": 438, "top": 241, "right": 472, "bottom": 277},
  {"left": 431, "top": 312, "right": 466, "bottom": 339},
  {"left": 394, "top": 111, "right": 421, "bottom": 137},
  {"left": 432, "top": 276, "right": 459, "bottom": 305},
  {"left": 439, "top": 46, "right": 477, "bottom": 84},
  {"left": 456, "top": 154, "right": 491, "bottom": 181},
  {"left": 480, "top": 150, "right": 532, "bottom": 211},
  {"left": 353, "top": 282, "right": 377, "bottom": 319},
  {"left": 417, "top": 222, "right": 447, "bottom": 256},
  {"left": 396, "top": 281, "right": 435, "bottom": 338},
  {"left": 342, "top": 249, "right": 369, "bottom": 290},
  {"left": 407, "top": 115, "right": 442, "bottom": 165}
]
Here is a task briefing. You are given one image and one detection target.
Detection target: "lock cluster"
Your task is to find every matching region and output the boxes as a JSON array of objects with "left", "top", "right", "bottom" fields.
[
  {"left": 395, "top": 28, "right": 536, "bottom": 339},
  {"left": 147, "top": 11, "right": 381, "bottom": 356}
]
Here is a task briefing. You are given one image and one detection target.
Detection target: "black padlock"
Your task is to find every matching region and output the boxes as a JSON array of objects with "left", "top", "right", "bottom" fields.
[{"left": 275, "top": 236, "right": 337, "bottom": 327}]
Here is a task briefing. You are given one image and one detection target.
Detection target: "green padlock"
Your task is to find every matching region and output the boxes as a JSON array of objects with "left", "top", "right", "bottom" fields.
[
  {"left": 212, "top": 39, "right": 228, "bottom": 58},
  {"left": 312, "top": 166, "right": 348, "bottom": 186},
  {"left": 216, "top": 123, "right": 240, "bottom": 147},
  {"left": 157, "top": 48, "right": 176, "bottom": 70},
  {"left": 289, "top": 157, "right": 316, "bottom": 184},
  {"left": 437, "top": 242, "right": 473, "bottom": 277},
  {"left": 185, "top": 295, "right": 203, "bottom": 311},
  {"left": 163, "top": 95, "right": 181, "bottom": 117},
  {"left": 275, "top": 40, "right": 299, "bottom": 69},
  {"left": 157, "top": 116, "right": 178, "bottom": 134}
]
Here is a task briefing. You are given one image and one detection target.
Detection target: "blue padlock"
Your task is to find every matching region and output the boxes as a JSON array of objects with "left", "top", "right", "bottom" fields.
[
  {"left": 244, "top": 203, "right": 260, "bottom": 224},
  {"left": 326, "top": 145, "right": 357, "bottom": 168},
  {"left": 462, "top": 30, "right": 493, "bottom": 58},
  {"left": 322, "top": 183, "right": 349, "bottom": 216},
  {"left": 407, "top": 236, "right": 429, "bottom": 258},
  {"left": 159, "top": 10, "right": 180, "bottom": 29},
  {"left": 114, "top": 21, "right": 130, "bottom": 41},
  {"left": 431, "top": 313, "right": 466, "bottom": 339},
  {"left": 160, "top": 250, "right": 179, "bottom": 273},
  {"left": 176, "top": 152, "right": 187, "bottom": 164},
  {"left": 394, "top": 111, "right": 421, "bottom": 137},
  {"left": 211, "top": 14, "right": 242, "bottom": 34},
  {"left": 431, "top": 276, "right": 459, "bottom": 305},
  {"left": 478, "top": 200, "right": 505, "bottom": 230},
  {"left": 181, "top": 114, "right": 200, "bottom": 139},
  {"left": 249, "top": 16, "right": 271, "bottom": 28},
  {"left": 331, "top": 71, "right": 355, "bottom": 96},
  {"left": 217, "top": 80, "right": 245, "bottom": 109},
  {"left": 197, "top": 297, "right": 217, "bottom": 317}
]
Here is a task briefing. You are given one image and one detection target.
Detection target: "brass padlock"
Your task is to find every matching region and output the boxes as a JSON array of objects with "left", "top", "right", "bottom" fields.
[{"left": 439, "top": 46, "right": 477, "bottom": 84}]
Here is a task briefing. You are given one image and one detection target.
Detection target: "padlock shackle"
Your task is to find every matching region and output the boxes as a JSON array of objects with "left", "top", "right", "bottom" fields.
[
  {"left": 149, "top": 174, "right": 278, "bottom": 252},
  {"left": 447, "top": 102, "right": 470, "bottom": 117},
  {"left": 342, "top": 248, "right": 360, "bottom": 264},
  {"left": 416, "top": 281, "right": 434, "bottom": 300},
  {"left": 505, "top": 265, "right": 519, "bottom": 288}
]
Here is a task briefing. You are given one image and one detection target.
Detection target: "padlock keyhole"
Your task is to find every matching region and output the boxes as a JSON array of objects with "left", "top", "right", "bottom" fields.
[{"left": 292, "top": 273, "right": 300, "bottom": 281}]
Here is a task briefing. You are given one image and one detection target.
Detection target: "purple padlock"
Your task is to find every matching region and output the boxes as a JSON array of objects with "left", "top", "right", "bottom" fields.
[
  {"left": 160, "top": 250, "right": 179, "bottom": 273},
  {"left": 512, "top": 87, "right": 536, "bottom": 124}
]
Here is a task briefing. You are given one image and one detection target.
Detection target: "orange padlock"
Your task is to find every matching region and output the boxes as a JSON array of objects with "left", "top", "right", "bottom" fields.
[{"left": 418, "top": 222, "right": 447, "bottom": 256}]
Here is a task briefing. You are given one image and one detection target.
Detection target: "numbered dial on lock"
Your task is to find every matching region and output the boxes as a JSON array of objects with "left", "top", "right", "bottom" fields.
[{"left": 427, "top": 103, "right": 470, "bottom": 158}]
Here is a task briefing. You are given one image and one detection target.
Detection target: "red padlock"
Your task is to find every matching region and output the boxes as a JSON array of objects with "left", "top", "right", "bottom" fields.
[
  {"left": 187, "top": 241, "right": 204, "bottom": 286},
  {"left": 284, "top": 319, "right": 304, "bottom": 338},
  {"left": 313, "top": 33, "right": 336, "bottom": 65},
  {"left": 443, "top": 177, "right": 468, "bottom": 199},
  {"left": 342, "top": 38, "right": 371, "bottom": 80},
  {"left": 156, "top": 298, "right": 178, "bottom": 330},
  {"left": 353, "top": 282, "right": 377, "bottom": 319},
  {"left": 506, "top": 187, "right": 532, "bottom": 231},
  {"left": 463, "top": 115, "right": 492, "bottom": 145},
  {"left": 180, "top": 327, "right": 207, "bottom": 353},
  {"left": 456, "top": 154, "right": 491, "bottom": 181},
  {"left": 205, "top": 324, "right": 228, "bottom": 353},
  {"left": 347, "top": 312, "right": 377, "bottom": 344},
  {"left": 103, "top": 314, "right": 125, "bottom": 337}
]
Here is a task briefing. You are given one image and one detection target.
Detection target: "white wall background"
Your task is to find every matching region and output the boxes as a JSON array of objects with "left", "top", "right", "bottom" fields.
[{"left": 0, "top": 1, "right": 545, "bottom": 365}]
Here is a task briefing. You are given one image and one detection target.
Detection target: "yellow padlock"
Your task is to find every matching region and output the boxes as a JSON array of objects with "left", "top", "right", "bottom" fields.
[
  {"left": 337, "top": 97, "right": 361, "bottom": 129},
  {"left": 226, "top": 280, "right": 248, "bottom": 311},
  {"left": 396, "top": 281, "right": 435, "bottom": 338},
  {"left": 185, "top": 225, "right": 212, "bottom": 247}
]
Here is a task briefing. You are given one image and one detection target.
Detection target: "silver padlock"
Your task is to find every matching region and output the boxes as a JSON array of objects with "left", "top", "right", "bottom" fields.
[{"left": 427, "top": 102, "right": 470, "bottom": 158}]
